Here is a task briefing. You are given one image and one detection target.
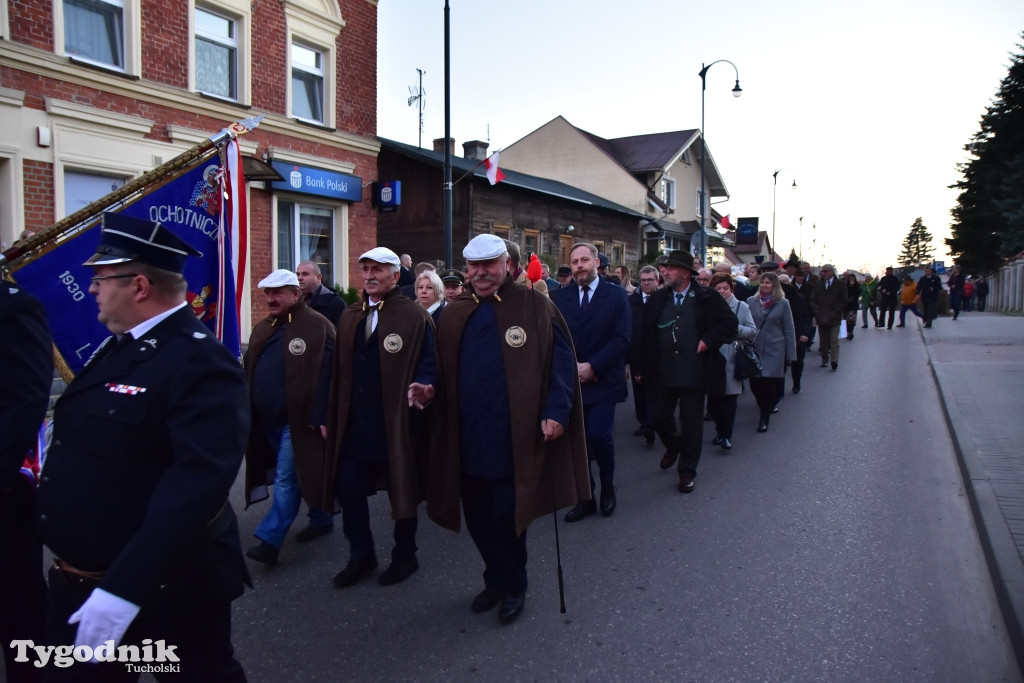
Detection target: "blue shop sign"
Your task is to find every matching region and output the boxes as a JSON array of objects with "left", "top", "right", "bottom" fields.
[
  {"left": 373, "top": 180, "right": 401, "bottom": 211},
  {"left": 270, "top": 161, "right": 362, "bottom": 201}
]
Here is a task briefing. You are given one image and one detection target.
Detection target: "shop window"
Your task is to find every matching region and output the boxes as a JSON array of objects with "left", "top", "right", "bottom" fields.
[{"left": 278, "top": 201, "right": 334, "bottom": 285}]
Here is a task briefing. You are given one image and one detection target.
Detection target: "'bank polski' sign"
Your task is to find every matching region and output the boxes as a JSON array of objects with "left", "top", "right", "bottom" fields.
[{"left": 270, "top": 161, "right": 362, "bottom": 201}]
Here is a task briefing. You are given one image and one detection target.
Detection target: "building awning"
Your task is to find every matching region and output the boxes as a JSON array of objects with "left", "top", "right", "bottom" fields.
[{"left": 242, "top": 156, "right": 285, "bottom": 182}]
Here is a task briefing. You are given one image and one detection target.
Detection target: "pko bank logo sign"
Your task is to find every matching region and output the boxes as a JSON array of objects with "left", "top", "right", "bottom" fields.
[
  {"left": 270, "top": 161, "right": 362, "bottom": 202},
  {"left": 9, "top": 639, "right": 180, "bottom": 673}
]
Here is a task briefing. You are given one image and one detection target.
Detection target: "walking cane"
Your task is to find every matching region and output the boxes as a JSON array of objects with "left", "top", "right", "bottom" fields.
[{"left": 526, "top": 255, "right": 568, "bottom": 613}]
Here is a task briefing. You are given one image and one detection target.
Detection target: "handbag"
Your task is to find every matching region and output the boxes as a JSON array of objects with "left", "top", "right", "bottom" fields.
[{"left": 733, "top": 337, "right": 762, "bottom": 381}]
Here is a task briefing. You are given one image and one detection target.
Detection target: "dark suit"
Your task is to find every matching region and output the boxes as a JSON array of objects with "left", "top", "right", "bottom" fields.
[
  {"left": 1, "top": 282, "right": 52, "bottom": 683},
  {"left": 551, "top": 278, "right": 631, "bottom": 495},
  {"left": 636, "top": 285, "right": 736, "bottom": 480},
  {"left": 305, "top": 283, "right": 346, "bottom": 328},
  {"left": 37, "top": 305, "right": 250, "bottom": 681},
  {"left": 628, "top": 289, "right": 655, "bottom": 434}
]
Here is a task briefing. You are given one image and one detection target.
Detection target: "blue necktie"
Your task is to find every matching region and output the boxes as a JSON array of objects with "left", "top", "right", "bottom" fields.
[{"left": 580, "top": 285, "right": 590, "bottom": 313}]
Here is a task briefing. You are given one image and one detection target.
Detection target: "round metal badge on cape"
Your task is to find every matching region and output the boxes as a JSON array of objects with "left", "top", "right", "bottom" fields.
[
  {"left": 505, "top": 326, "right": 526, "bottom": 348},
  {"left": 288, "top": 338, "right": 307, "bottom": 355},
  {"left": 383, "top": 333, "right": 403, "bottom": 353}
]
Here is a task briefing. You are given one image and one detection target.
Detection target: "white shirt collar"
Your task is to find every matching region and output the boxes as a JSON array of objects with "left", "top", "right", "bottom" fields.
[{"left": 126, "top": 301, "right": 188, "bottom": 340}]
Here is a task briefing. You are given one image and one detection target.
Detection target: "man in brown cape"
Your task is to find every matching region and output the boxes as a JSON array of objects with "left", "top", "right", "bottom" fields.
[
  {"left": 419, "top": 234, "right": 589, "bottom": 624},
  {"left": 244, "top": 269, "right": 336, "bottom": 566},
  {"left": 325, "top": 247, "right": 437, "bottom": 588}
]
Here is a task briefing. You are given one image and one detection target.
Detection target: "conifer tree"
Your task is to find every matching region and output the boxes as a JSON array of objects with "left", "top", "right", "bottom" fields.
[
  {"left": 899, "top": 217, "right": 934, "bottom": 267},
  {"left": 947, "top": 34, "right": 1024, "bottom": 273}
]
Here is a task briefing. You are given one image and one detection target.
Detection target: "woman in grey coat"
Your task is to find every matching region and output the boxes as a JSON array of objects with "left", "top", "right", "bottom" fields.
[
  {"left": 746, "top": 272, "right": 797, "bottom": 433},
  {"left": 707, "top": 273, "right": 757, "bottom": 450}
]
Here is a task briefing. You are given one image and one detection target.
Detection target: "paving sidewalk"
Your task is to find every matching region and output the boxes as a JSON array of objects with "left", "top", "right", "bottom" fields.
[{"left": 922, "top": 311, "right": 1024, "bottom": 666}]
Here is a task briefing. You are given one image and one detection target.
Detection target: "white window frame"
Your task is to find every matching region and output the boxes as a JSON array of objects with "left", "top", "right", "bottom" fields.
[
  {"left": 54, "top": 0, "right": 141, "bottom": 76},
  {"left": 290, "top": 41, "right": 325, "bottom": 124},
  {"left": 282, "top": 0, "right": 343, "bottom": 129},
  {"left": 695, "top": 188, "right": 707, "bottom": 219},
  {"left": 192, "top": 2, "right": 250, "bottom": 105},
  {"left": 661, "top": 176, "right": 676, "bottom": 210}
]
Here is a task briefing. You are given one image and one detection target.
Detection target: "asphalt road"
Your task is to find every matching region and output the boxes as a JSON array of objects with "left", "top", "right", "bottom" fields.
[{"left": 226, "top": 323, "right": 1020, "bottom": 683}]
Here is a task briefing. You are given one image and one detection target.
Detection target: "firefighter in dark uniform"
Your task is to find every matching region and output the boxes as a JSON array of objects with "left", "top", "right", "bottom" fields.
[{"left": 36, "top": 212, "right": 250, "bottom": 682}]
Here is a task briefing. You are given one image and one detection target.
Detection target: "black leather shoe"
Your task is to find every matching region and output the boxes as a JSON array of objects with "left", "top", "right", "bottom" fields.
[
  {"left": 820, "top": 361, "right": 828, "bottom": 368},
  {"left": 720, "top": 438, "right": 732, "bottom": 450},
  {"left": 599, "top": 488, "right": 616, "bottom": 517},
  {"left": 831, "top": 362, "right": 838, "bottom": 371},
  {"left": 757, "top": 414, "right": 769, "bottom": 432},
  {"left": 861, "top": 324, "right": 867, "bottom": 329},
  {"left": 246, "top": 541, "right": 279, "bottom": 566},
  {"left": 792, "top": 385, "right": 801, "bottom": 394},
  {"left": 294, "top": 524, "right": 333, "bottom": 543},
  {"left": 378, "top": 557, "right": 419, "bottom": 586},
  {"left": 633, "top": 426, "right": 646, "bottom": 436},
  {"left": 564, "top": 500, "right": 597, "bottom": 523},
  {"left": 332, "top": 557, "right": 378, "bottom": 588},
  {"left": 711, "top": 435, "right": 723, "bottom": 445},
  {"left": 771, "top": 406, "right": 779, "bottom": 414},
  {"left": 499, "top": 592, "right": 526, "bottom": 624},
  {"left": 471, "top": 588, "right": 503, "bottom": 613},
  {"left": 659, "top": 450, "right": 679, "bottom": 469},
  {"left": 644, "top": 429, "right": 656, "bottom": 445}
]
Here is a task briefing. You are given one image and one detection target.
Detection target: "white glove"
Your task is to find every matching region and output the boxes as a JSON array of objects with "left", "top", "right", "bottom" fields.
[{"left": 69, "top": 588, "right": 141, "bottom": 652}]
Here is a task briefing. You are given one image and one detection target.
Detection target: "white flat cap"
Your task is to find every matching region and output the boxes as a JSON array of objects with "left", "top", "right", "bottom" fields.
[
  {"left": 463, "top": 234, "right": 507, "bottom": 261},
  {"left": 257, "top": 269, "right": 299, "bottom": 288},
  {"left": 358, "top": 247, "right": 401, "bottom": 267}
]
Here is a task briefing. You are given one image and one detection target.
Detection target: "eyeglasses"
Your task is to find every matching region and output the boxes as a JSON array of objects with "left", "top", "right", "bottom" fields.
[
  {"left": 90, "top": 273, "right": 138, "bottom": 286},
  {"left": 639, "top": 278, "right": 658, "bottom": 284}
]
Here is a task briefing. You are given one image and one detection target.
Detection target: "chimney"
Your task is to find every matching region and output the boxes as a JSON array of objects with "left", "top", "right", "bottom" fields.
[
  {"left": 462, "top": 140, "right": 490, "bottom": 162},
  {"left": 432, "top": 137, "right": 455, "bottom": 155}
]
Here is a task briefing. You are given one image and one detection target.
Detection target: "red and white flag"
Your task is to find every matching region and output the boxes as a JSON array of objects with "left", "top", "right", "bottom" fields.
[
  {"left": 216, "top": 138, "right": 247, "bottom": 343},
  {"left": 721, "top": 214, "right": 732, "bottom": 230},
  {"left": 485, "top": 152, "right": 506, "bottom": 185}
]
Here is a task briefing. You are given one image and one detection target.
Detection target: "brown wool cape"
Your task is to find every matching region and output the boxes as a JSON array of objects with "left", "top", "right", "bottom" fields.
[
  {"left": 244, "top": 301, "right": 336, "bottom": 510},
  {"left": 324, "top": 286, "right": 432, "bottom": 520},
  {"left": 428, "top": 277, "right": 590, "bottom": 536}
]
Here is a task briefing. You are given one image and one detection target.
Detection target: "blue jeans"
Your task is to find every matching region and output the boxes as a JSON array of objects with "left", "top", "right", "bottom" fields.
[{"left": 255, "top": 426, "right": 332, "bottom": 548}]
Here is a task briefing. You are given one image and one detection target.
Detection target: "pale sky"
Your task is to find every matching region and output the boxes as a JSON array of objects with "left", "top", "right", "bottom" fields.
[{"left": 377, "top": 0, "right": 1023, "bottom": 274}]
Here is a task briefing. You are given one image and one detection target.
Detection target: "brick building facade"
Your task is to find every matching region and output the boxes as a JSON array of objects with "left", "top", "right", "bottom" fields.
[{"left": 0, "top": 0, "right": 379, "bottom": 330}]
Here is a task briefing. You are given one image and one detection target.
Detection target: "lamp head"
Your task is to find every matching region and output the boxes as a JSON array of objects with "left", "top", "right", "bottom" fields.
[{"left": 732, "top": 80, "right": 742, "bottom": 97}]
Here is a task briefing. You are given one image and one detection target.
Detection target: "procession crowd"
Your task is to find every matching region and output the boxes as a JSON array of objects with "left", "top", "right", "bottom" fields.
[{"left": 2, "top": 212, "right": 974, "bottom": 681}]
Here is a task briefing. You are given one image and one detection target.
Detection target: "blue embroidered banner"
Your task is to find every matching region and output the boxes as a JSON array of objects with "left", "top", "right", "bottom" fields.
[{"left": 13, "top": 160, "right": 241, "bottom": 376}]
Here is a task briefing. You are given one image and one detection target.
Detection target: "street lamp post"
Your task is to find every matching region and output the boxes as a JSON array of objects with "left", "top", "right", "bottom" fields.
[
  {"left": 699, "top": 60, "right": 741, "bottom": 265},
  {"left": 771, "top": 168, "right": 796, "bottom": 263}
]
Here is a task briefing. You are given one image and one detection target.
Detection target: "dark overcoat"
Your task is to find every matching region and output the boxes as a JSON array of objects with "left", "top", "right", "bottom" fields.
[{"left": 635, "top": 284, "right": 737, "bottom": 397}]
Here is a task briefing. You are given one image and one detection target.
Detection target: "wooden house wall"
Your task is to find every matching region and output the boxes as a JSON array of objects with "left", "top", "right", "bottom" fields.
[{"left": 377, "top": 149, "right": 641, "bottom": 269}]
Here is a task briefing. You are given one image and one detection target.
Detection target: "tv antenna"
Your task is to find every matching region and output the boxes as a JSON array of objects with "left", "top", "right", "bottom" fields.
[{"left": 407, "top": 68, "right": 426, "bottom": 148}]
